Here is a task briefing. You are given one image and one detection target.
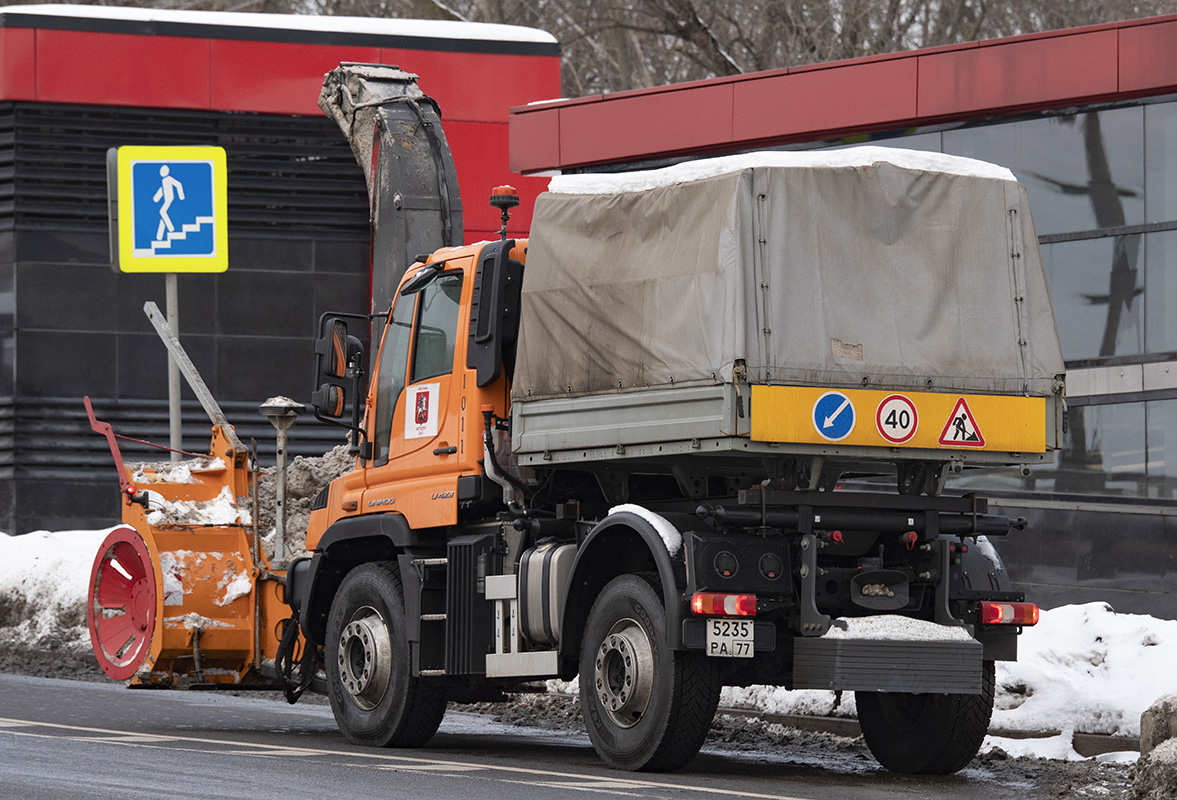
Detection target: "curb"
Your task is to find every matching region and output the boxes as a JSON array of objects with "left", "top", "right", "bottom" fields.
[{"left": 715, "top": 708, "right": 1140, "bottom": 757}]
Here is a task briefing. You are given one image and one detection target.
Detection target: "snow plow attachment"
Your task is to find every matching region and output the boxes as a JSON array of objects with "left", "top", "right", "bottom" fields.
[
  {"left": 84, "top": 301, "right": 297, "bottom": 687},
  {"left": 85, "top": 421, "right": 281, "bottom": 686}
]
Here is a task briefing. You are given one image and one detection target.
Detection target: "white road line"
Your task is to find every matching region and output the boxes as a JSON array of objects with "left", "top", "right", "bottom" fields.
[{"left": 0, "top": 717, "right": 814, "bottom": 800}]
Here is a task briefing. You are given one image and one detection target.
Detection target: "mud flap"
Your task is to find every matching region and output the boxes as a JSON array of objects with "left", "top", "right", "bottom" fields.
[{"left": 792, "top": 636, "right": 984, "bottom": 694}]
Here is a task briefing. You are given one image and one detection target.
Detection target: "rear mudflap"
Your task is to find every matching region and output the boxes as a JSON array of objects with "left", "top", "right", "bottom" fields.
[{"left": 792, "top": 635, "right": 984, "bottom": 694}]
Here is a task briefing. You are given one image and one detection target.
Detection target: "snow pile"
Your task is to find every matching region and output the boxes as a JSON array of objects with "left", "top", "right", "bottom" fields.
[
  {"left": 1135, "top": 737, "right": 1177, "bottom": 799},
  {"left": 145, "top": 486, "right": 248, "bottom": 528},
  {"left": 991, "top": 602, "right": 1177, "bottom": 737},
  {"left": 718, "top": 601, "right": 1177, "bottom": 757},
  {"left": 130, "top": 457, "right": 224, "bottom": 486},
  {"left": 255, "top": 444, "right": 354, "bottom": 558},
  {"left": 548, "top": 146, "right": 1016, "bottom": 196},
  {"left": 0, "top": 528, "right": 113, "bottom": 649}
]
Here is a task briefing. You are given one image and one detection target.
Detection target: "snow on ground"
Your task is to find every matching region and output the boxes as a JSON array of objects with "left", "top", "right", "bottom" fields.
[
  {"left": 0, "top": 528, "right": 116, "bottom": 649},
  {"left": 1, "top": 528, "right": 1174, "bottom": 765}
]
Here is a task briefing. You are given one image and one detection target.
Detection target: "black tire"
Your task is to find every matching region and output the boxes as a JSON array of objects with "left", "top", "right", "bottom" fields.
[
  {"left": 856, "top": 660, "right": 995, "bottom": 774},
  {"left": 579, "top": 574, "right": 720, "bottom": 772},
  {"left": 325, "top": 561, "right": 446, "bottom": 747}
]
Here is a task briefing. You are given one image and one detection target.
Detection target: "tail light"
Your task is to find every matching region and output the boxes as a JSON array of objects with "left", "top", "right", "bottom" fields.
[
  {"left": 691, "top": 592, "right": 756, "bottom": 617},
  {"left": 980, "top": 601, "right": 1039, "bottom": 626}
]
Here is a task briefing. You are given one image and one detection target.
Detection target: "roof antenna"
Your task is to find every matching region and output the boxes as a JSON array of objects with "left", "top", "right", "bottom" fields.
[{"left": 489, "top": 185, "right": 519, "bottom": 241}]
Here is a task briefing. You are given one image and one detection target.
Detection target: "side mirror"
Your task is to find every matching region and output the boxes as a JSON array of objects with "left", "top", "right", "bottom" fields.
[
  {"left": 400, "top": 263, "right": 443, "bottom": 296},
  {"left": 311, "top": 314, "right": 368, "bottom": 443}
]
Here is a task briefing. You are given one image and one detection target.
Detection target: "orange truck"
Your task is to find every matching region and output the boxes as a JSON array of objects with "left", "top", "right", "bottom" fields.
[{"left": 86, "top": 64, "right": 1066, "bottom": 775}]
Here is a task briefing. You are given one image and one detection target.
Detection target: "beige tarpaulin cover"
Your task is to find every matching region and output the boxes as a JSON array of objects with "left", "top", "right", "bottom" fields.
[{"left": 512, "top": 149, "right": 1064, "bottom": 403}]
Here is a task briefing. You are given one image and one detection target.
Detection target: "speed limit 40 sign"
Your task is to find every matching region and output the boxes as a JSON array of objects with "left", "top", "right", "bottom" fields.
[{"left": 875, "top": 394, "right": 919, "bottom": 444}]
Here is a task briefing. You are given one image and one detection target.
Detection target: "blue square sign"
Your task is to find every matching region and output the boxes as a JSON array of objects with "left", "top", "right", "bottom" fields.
[{"left": 116, "top": 146, "right": 228, "bottom": 273}]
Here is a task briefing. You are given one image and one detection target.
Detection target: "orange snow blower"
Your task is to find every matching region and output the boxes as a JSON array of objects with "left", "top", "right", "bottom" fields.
[{"left": 85, "top": 302, "right": 309, "bottom": 690}]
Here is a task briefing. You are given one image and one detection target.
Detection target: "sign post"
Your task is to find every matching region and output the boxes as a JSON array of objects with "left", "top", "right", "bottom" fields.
[{"left": 110, "top": 145, "right": 229, "bottom": 459}]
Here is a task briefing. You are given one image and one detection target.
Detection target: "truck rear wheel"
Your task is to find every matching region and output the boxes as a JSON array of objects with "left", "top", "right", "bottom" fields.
[
  {"left": 579, "top": 574, "right": 720, "bottom": 772},
  {"left": 325, "top": 561, "right": 445, "bottom": 747},
  {"left": 855, "top": 660, "right": 995, "bottom": 774}
]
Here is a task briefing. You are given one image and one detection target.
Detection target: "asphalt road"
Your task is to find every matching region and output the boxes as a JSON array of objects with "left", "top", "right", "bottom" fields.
[{"left": 0, "top": 673, "right": 1116, "bottom": 800}]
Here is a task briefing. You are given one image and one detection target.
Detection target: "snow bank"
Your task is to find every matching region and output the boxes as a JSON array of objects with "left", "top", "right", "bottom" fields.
[
  {"left": 0, "top": 528, "right": 113, "bottom": 649},
  {"left": 2, "top": 528, "right": 1174, "bottom": 763},
  {"left": 992, "top": 602, "right": 1177, "bottom": 738},
  {"left": 717, "top": 601, "right": 1177, "bottom": 761},
  {"left": 548, "top": 146, "right": 1017, "bottom": 196}
]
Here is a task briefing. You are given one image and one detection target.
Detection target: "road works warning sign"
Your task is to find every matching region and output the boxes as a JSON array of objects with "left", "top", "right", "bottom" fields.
[
  {"left": 938, "top": 397, "right": 986, "bottom": 447},
  {"left": 751, "top": 385, "right": 1045, "bottom": 453},
  {"left": 114, "top": 145, "right": 228, "bottom": 273}
]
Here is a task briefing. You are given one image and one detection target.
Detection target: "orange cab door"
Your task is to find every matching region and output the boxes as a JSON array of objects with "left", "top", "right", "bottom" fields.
[{"left": 362, "top": 265, "right": 472, "bottom": 527}]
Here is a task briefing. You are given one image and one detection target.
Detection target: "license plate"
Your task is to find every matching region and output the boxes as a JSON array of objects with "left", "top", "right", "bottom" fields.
[{"left": 706, "top": 618, "right": 754, "bottom": 658}]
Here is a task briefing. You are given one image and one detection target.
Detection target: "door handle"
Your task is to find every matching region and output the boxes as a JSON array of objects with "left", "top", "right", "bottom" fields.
[{"left": 433, "top": 445, "right": 457, "bottom": 456}]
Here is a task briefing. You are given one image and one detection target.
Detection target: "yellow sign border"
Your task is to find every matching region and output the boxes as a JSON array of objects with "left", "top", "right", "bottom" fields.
[
  {"left": 116, "top": 145, "right": 228, "bottom": 273},
  {"left": 750, "top": 385, "right": 1047, "bottom": 453}
]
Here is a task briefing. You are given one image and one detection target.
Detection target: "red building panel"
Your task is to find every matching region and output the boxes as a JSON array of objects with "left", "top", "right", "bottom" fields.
[
  {"left": 1119, "top": 19, "right": 1177, "bottom": 95},
  {"left": 445, "top": 120, "right": 549, "bottom": 242},
  {"left": 510, "top": 16, "right": 1177, "bottom": 174},
  {"left": 384, "top": 49, "right": 562, "bottom": 124},
  {"left": 558, "top": 83, "right": 734, "bottom": 167},
  {"left": 509, "top": 103, "right": 562, "bottom": 174},
  {"left": 916, "top": 30, "right": 1120, "bottom": 119},
  {"left": 211, "top": 40, "right": 381, "bottom": 115},
  {"left": 0, "top": 27, "right": 35, "bottom": 101},
  {"left": 733, "top": 58, "right": 918, "bottom": 143},
  {"left": 36, "top": 30, "right": 212, "bottom": 109}
]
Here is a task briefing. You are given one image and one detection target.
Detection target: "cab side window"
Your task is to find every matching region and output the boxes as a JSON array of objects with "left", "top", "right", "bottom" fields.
[
  {"left": 372, "top": 295, "right": 416, "bottom": 465},
  {"left": 411, "top": 273, "right": 464, "bottom": 383}
]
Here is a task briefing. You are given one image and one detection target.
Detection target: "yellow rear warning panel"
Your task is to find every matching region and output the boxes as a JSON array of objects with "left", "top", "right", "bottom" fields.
[{"left": 750, "top": 385, "right": 1047, "bottom": 453}]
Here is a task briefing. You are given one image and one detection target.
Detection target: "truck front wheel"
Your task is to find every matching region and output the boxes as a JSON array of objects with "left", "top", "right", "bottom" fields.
[
  {"left": 579, "top": 574, "right": 720, "bottom": 772},
  {"left": 855, "top": 660, "right": 995, "bottom": 774},
  {"left": 325, "top": 561, "right": 446, "bottom": 747}
]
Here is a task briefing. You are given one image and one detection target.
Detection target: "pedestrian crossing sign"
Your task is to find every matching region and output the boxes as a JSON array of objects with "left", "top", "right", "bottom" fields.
[{"left": 114, "top": 145, "right": 228, "bottom": 273}]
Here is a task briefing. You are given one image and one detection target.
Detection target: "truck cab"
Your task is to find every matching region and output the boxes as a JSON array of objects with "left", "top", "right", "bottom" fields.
[{"left": 307, "top": 238, "right": 525, "bottom": 540}]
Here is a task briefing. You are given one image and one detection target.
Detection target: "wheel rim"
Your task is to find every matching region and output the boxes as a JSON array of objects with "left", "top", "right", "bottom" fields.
[
  {"left": 88, "top": 528, "right": 157, "bottom": 681},
  {"left": 593, "top": 617, "right": 655, "bottom": 729},
  {"left": 337, "top": 605, "right": 393, "bottom": 710}
]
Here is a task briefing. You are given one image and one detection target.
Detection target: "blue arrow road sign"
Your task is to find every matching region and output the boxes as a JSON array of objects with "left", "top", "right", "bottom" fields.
[{"left": 813, "top": 390, "right": 855, "bottom": 441}]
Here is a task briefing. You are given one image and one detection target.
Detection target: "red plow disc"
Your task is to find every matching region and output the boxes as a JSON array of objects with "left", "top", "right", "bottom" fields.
[{"left": 88, "top": 527, "right": 158, "bottom": 681}]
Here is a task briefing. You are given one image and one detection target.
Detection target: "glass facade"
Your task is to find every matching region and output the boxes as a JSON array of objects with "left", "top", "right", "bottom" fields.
[{"left": 826, "top": 99, "right": 1177, "bottom": 501}]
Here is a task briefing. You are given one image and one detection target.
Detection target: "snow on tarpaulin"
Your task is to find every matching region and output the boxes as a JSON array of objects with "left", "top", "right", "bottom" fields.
[
  {"left": 516, "top": 147, "right": 1063, "bottom": 404},
  {"left": 548, "top": 146, "right": 1017, "bottom": 195}
]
